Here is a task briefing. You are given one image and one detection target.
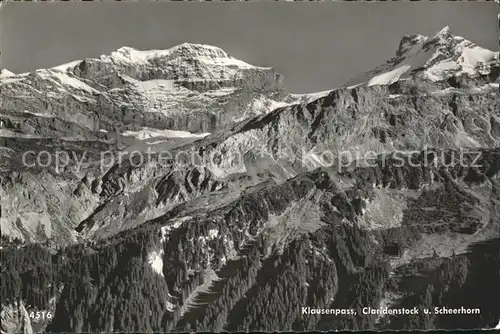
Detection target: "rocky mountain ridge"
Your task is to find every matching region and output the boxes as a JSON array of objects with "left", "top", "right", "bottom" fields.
[{"left": 1, "top": 43, "right": 291, "bottom": 136}]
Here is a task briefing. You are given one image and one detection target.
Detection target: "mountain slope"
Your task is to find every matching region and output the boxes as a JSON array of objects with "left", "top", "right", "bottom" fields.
[{"left": 1, "top": 28, "right": 500, "bottom": 332}]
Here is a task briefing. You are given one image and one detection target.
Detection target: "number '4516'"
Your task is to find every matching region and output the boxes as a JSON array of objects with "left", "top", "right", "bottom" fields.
[{"left": 29, "top": 311, "right": 53, "bottom": 320}]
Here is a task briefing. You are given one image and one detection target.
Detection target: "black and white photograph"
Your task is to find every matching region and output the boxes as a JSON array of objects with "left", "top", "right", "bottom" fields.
[{"left": 1, "top": 1, "right": 499, "bottom": 332}]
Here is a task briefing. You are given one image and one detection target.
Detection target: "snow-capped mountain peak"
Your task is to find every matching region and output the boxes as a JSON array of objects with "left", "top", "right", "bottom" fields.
[
  {"left": 435, "top": 25, "right": 452, "bottom": 39},
  {"left": 0, "top": 69, "right": 15, "bottom": 79},
  {"left": 346, "top": 26, "right": 499, "bottom": 87},
  {"left": 108, "top": 43, "right": 229, "bottom": 64},
  {"left": 421, "top": 27, "right": 498, "bottom": 81},
  {"left": 5, "top": 43, "right": 273, "bottom": 91},
  {"left": 101, "top": 43, "right": 262, "bottom": 71},
  {"left": 49, "top": 42, "right": 277, "bottom": 89}
]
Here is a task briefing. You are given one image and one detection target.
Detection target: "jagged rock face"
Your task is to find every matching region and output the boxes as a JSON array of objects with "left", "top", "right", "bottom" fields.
[
  {"left": 192, "top": 82, "right": 498, "bottom": 180},
  {"left": 2, "top": 28, "right": 500, "bottom": 331},
  {"left": 0, "top": 170, "right": 98, "bottom": 244}
]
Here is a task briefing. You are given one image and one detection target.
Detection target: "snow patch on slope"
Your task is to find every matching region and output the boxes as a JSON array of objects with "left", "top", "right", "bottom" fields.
[
  {"left": 194, "top": 54, "right": 257, "bottom": 69},
  {"left": 425, "top": 43, "right": 498, "bottom": 82},
  {"left": 33, "top": 69, "right": 99, "bottom": 94},
  {"left": 123, "top": 127, "right": 210, "bottom": 140},
  {"left": 202, "top": 87, "right": 239, "bottom": 97},
  {"left": 460, "top": 45, "right": 498, "bottom": 72},
  {"left": 232, "top": 96, "right": 291, "bottom": 122},
  {"left": 291, "top": 89, "right": 332, "bottom": 104},
  {"left": 23, "top": 110, "right": 55, "bottom": 118},
  {"left": 49, "top": 71, "right": 99, "bottom": 93},
  {"left": 107, "top": 46, "right": 174, "bottom": 64},
  {"left": 1, "top": 69, "right": 15, "bottom": 78},
  {"left": 425, "top": 61, "right": 460, "bottom": 81},
  {"left": 106, "top": 43, "right": 264, "bottom": 69},
  {"left": 52, "top": 60, "right": 83, "bottom": 72},
  {"left": 147, "top": 250, "right": 164, "bottom": 276},
  {"left": 134, "top": 79, "right": 176, "bottom": 92},
  {"left": 0, "top": 72, "right": 29, "bottom": 85},
  {"left": 367, "top": 65, "right": 411, "bottom": 87},
  {"left": 207, "top": 228, "right": 219, "bottom": 239},
  {"left": 250, "top": 96, "right": 290, "bottom": 112}
]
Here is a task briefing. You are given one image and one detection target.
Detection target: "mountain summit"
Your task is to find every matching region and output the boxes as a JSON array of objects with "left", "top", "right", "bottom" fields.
[
  {"left": 106, "top": 43, "right": 259, "bottom": 68},
  {"left": 61, "top": 43, "right": 277, "bottom": 85},
  {"left": 346, "top": 26, "right": 499, "bottom": 87},
  {"left": 1, "top": 43, "right": 290, "bottom": 137}
]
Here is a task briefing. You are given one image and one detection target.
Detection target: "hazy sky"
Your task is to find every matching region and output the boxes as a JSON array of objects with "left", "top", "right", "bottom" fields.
[{"left": 1, "top": 2, "right": 497, "bottom": 93}]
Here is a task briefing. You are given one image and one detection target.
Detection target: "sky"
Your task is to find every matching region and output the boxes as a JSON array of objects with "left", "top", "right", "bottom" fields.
[{"left": 1, "top": 2, "right": 498, "bottom": 93}]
